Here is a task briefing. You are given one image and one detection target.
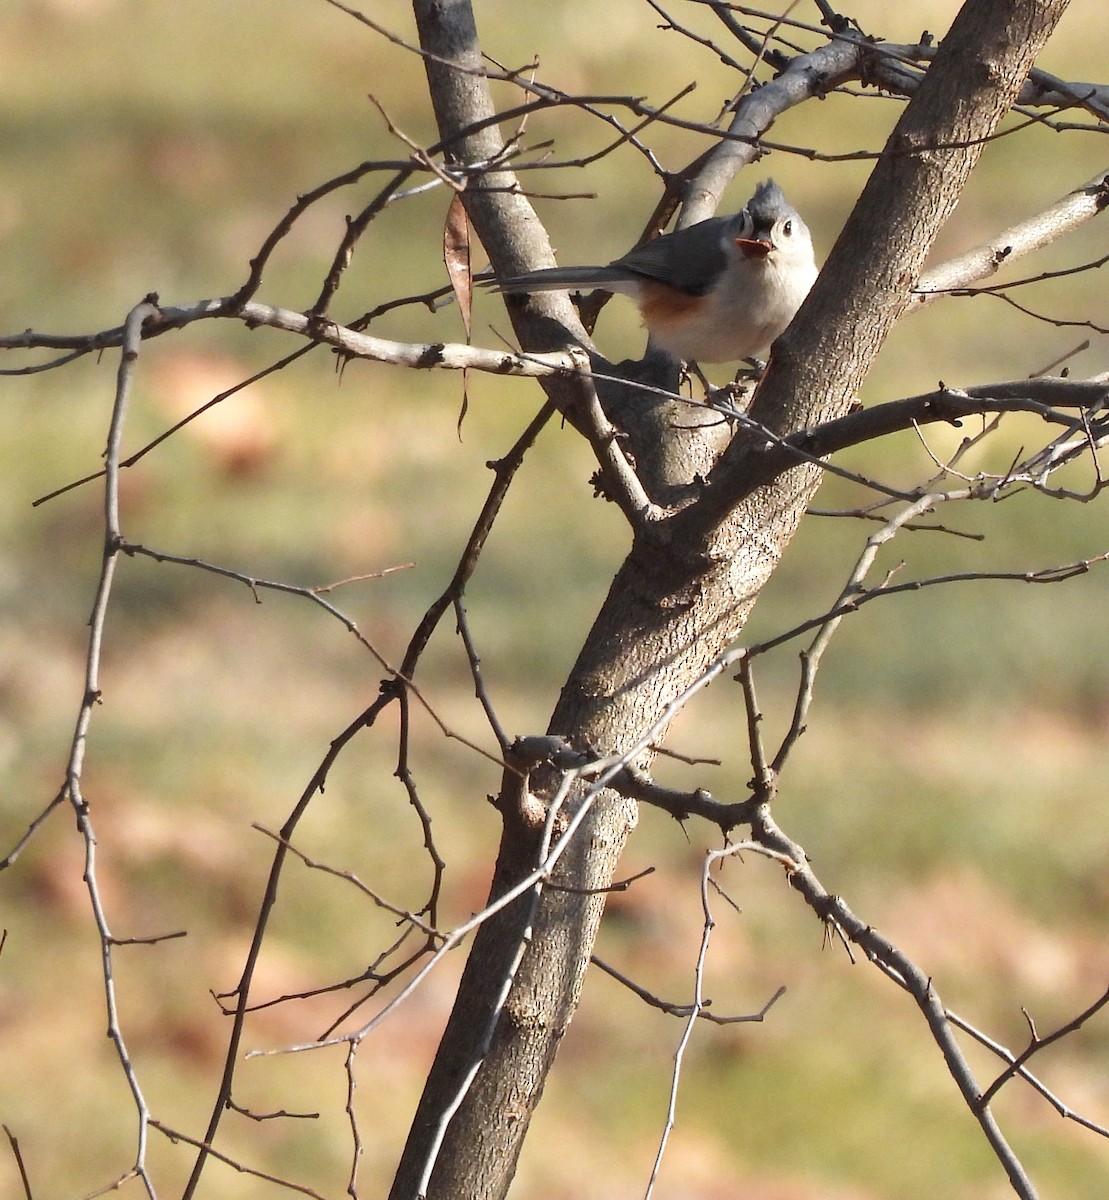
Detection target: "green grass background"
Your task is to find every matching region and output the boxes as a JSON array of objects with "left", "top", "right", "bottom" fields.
[{"left": 1, "top": 2, "right": 1107, "bottom": 1198}]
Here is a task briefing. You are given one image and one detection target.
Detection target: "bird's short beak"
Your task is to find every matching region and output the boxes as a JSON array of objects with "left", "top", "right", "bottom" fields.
[{"left": 735, "top": 237, "right": 772, "bottom": 259}]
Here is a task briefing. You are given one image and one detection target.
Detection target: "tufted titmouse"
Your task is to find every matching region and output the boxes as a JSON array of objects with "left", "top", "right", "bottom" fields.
[{"left": 490, "top": 180, "right": 817, "bottom": 364}]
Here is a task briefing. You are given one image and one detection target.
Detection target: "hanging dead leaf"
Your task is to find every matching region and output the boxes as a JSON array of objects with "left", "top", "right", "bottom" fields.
[
  {"left": 443, "top": 193, "right": 472, "bottom": 434},
  {"left": 443, "top": 193, "right": 472, "bottom": 340}
]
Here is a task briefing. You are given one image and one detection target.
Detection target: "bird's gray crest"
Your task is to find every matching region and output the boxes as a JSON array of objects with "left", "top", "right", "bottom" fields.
[{"left": 745, "top": 179, "right": 796, "bottom": 223}]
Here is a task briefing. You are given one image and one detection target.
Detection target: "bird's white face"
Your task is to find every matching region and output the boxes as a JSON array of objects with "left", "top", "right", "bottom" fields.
[{"left": 732, "top": 205, "right": 814, "bottom": 265}]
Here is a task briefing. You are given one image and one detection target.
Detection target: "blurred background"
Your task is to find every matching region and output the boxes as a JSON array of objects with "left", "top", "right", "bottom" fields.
[{"left": 1, "top": 1, "right": 1107, "bottom": 1198}]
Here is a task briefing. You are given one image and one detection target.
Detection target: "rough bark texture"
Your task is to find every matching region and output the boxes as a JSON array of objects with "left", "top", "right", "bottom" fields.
[{"left": 389, "top": 3, "right": 1070, "bottom": 1197}]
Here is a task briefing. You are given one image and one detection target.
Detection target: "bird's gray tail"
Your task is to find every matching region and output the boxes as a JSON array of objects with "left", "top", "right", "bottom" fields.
[{"left": 486, "top": 265, "right": 637, "bottom": 294}]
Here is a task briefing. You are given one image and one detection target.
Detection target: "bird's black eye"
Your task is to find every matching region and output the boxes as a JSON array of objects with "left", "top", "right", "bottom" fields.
[{"left": 782, "top": 219, "right": 793, "bottom": 236}]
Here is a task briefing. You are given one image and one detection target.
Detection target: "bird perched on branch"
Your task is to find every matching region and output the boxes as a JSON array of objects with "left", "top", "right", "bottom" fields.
[{"left": 489, "top": 179, "right": 817, "bottom": 365}]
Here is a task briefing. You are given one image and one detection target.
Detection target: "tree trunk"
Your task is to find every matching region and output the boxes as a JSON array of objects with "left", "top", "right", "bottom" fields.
[{"left": 389, "top": 2, "right": 1070, "bottom": 1196}]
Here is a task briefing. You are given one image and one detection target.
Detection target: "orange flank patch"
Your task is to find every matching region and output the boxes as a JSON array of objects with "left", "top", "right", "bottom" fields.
[{"left": 637, "top": 279, "right": 709, "bottom": 326}]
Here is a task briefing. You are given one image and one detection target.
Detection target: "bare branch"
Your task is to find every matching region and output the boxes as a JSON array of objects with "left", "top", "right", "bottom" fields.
[
  {"left": 344, "top": 1045, "right": 364, "bottom": 1199},
  {"left": 454, "top": 596, "right": 511, "bottom": 752},
  {"left": 3, "top": 1126, "right": 33, "bottom": 1200},
  {"left": 154, "top": 1121, "right": 329, "bottom": 1200},
  {"left": 915, "top": 170, "right": 1109, "bottom": 301},
  {"left": 562, "top": 353, "right": 664, "bottom": 524},
  {"left": 959, "top": 286, "right": 1109, "bottom": 336},
  {"left": 748, "top": 805, "right": 1041, "bottom": 1200},
  {"left": 1020, "top": 66, "right": 1109, "bottom": 123},
  {"left": 63, "top": 298, "right": 162, "bottom": 1200},
  {"left": 607, "top": 762, "right": 758, "bottom": 830},
  {"left": 753, "top": 378, "right": 1109, "bottom": 481},
  {"left": 399, "top": 400, "right": 558, "bottom": 681},
  {"left": 182, "top": 700, "right": 387, "bottom": 1199},
  {"left": 251, "top": 825, "right": 444, "bottom": 942},
  {"left": 0, "top": 789, "right": 66, "bottom": 870},
  {"left": 643, "top": 838, "right": 795, "bottom": 1197},
  {"left": 978, "top": 985, "right": 1109, "bottom": 1110},
  {"left": 948, "top": 1008, "right": 1109, "bottom": 1138},
  {"left": 592, "top": 954, "right": 786, "bottom": 1024}
]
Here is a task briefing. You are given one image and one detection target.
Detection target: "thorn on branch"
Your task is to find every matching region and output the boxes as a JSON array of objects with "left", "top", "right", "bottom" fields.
[{"left": 547, "top": 864, "right": 656, "bottom": 896}]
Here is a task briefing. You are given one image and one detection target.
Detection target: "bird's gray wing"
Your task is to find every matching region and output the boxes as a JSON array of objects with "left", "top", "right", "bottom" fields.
[
  {"left": 489, "top": 214, "right": 739, "bottom": 296},
  {"left": 610, "top": 216, "right": 735, "bottom": 296}
]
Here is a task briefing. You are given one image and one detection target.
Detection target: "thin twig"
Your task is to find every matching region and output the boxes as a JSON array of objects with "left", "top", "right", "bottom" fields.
[
  {"left": 64, "top": 298, "right": 162, "bottom": 1200},
  {"left": 344, "top": 1045, "right": 363, "bottom": 1199},
  {"left": 153, "top": 1121, "right": 328, "bottom": 1199},
  {"left": 643, "top": 839, "right": 792, "bottom": 1198},
  {"left": 947, "top": 1006, "right": 1109, "bottom": 1138},
  {"left": 3, "top": 1126, "right": 33, "bottom": 1200},
  {"left": 454, "top": 596, "right": 511, "bottom": 752},
  {"left": 771, "top": 491, "right": 944, "bottom": 774},
  {"left": 748, "top": 805, "right": 1041, "bottom": 1200},
  {"left": 978, "top": 985, "right": 1109, "bottom": 1110},
  {"left": 593, "top": 954, "right": 786, "bottom": 1025}
]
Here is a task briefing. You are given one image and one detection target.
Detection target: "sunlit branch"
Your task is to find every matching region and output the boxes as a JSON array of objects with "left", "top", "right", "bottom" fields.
[{"left": 915, "top": 170, "right": 1109, "bottom": 302}]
